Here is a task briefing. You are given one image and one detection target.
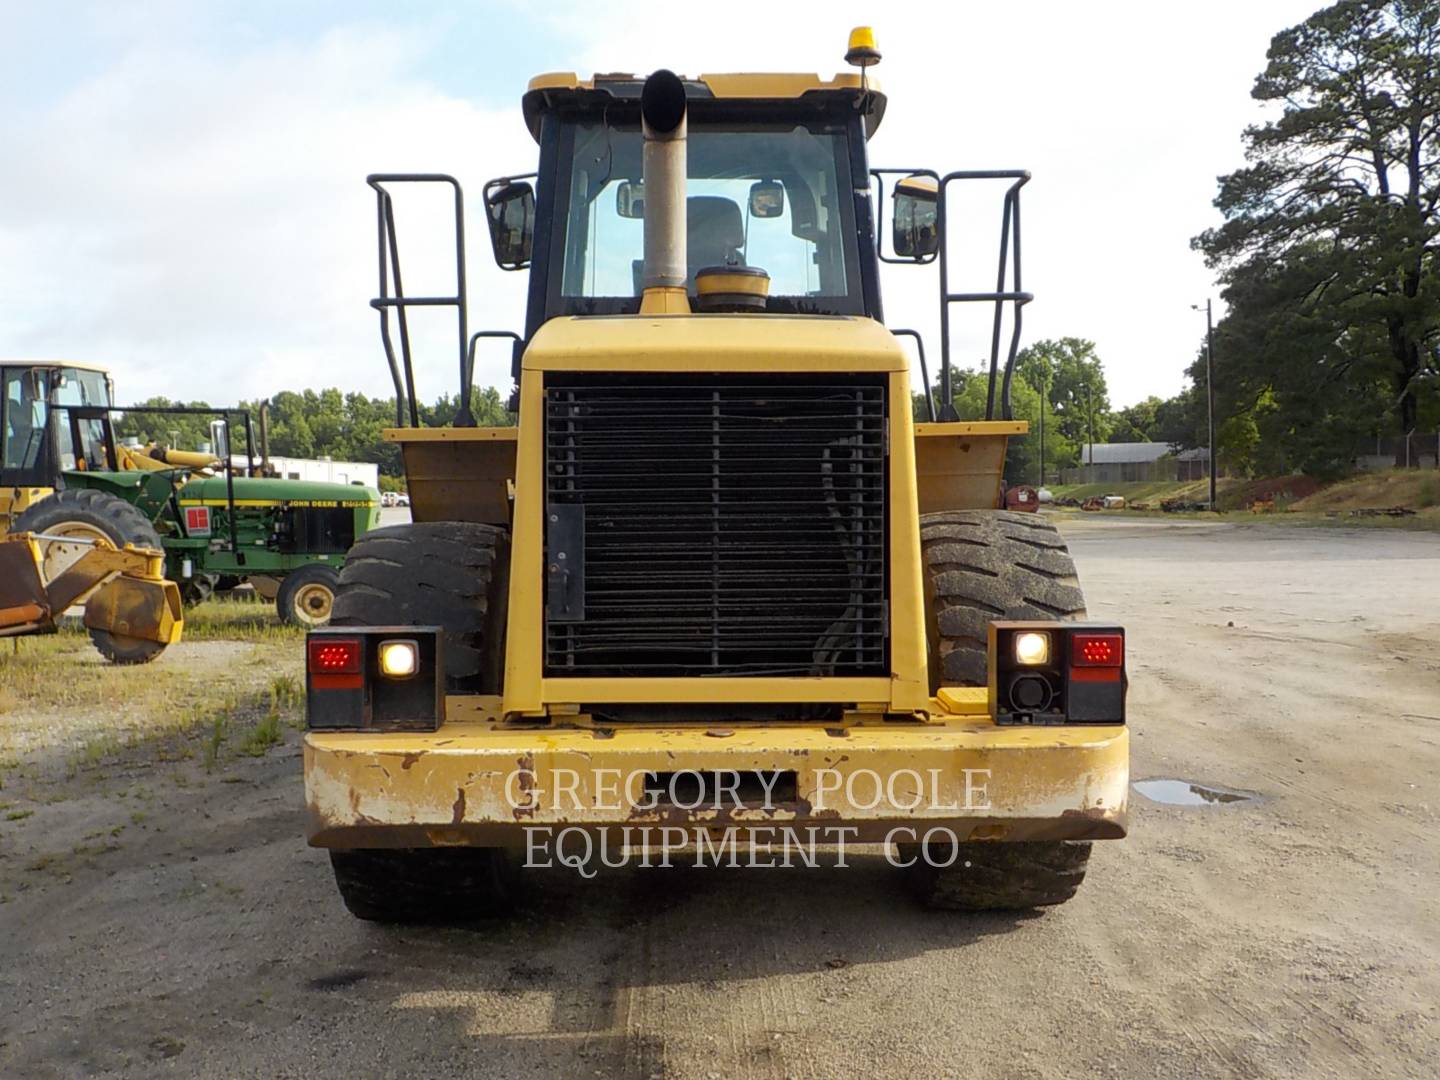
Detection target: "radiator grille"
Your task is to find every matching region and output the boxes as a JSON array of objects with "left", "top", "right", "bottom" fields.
[{"left": 544, "top": 375, "right": 888, "bottom": 677}]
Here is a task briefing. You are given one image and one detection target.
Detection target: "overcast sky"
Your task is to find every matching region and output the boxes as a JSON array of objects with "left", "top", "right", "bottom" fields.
[{"left": 0, "top": 0, "right": 1323, "bottom": 410}]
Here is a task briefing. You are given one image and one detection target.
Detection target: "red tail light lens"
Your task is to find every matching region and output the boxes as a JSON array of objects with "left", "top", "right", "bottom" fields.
[
  {"left": 1072, "top": 633, "right": 1123, "bottom": 667},
  {"left": 308, "top": 638, "right": 362, "bottom": 674}
]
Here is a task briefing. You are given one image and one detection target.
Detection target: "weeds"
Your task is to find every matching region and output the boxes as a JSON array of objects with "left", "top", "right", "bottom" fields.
[
  {"left": 5, "top": 809, "right": 34, "bottom": 822},
  {"left": 238, "top": 708, "right": 284, "bottom": 757},
  {"left": 203, "top": 710, "right": 229, "bottom": 772}
]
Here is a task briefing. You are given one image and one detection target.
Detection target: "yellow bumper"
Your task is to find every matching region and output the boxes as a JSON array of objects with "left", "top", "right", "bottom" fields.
[{"left": 304, "top": 698, "right": 1128, "bottom": 848}]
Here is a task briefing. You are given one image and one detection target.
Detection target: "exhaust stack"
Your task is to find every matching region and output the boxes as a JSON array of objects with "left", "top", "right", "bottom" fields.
[{"left": 639, "top": 69, "right": 690, "bottom": 315}]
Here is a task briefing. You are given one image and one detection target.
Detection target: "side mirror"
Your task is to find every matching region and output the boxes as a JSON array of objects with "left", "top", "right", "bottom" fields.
[
  {"left": 616, "top": 180, "right": 645, "bottom": 219},
  {"left": 893, "top": 175, "right": 940, "bottom": 259},
  {"left": 483, "top": 179, "right": 535, "bottom": 269},
  {"left": 748, "top": 180, "right": 784, "bottom": 219}
]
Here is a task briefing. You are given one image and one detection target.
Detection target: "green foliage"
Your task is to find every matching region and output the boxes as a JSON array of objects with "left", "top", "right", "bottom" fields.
[
  {"left": 1016, "top": 338, "right": 1113, "bottom": 446},
  {"left": 114, "top": 398, "right": 216, "bottom": 450},
  {"left": 116, "top": 386, "right": 515, "bottom": 478},
  {"left": 945, "top": 367, "right": 1077, "bottom": 485},
  {"left": 1194, "top": 0, "right": 1440, "bottom": 470}
]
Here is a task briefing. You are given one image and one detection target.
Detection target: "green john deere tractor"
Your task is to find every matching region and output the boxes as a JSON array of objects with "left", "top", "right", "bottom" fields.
[{"left": 1, "top": 361, "right": 379, "bottom": 649}]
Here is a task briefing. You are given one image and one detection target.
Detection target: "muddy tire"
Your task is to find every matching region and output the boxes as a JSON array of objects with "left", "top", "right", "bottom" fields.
[
  {"left": 10, "top": 488, "right": 162, "bottom": 578},
  {"left": 902, "top": 838, "right": 1092, "bottom": 910},
  {"left": 329, "top": 848, "right": 518, "bottom": 923},
  {"left": 12, "top": 490, "right": 169, "bottom": 665},
  {"left": 180, "top": 572, "right": 218, "bottom": 606},
  {"left": 332, "top": 521, "right": 510, "bottom": 694},
  {"left": 90, "top": 629, "right": 169, "bottom": 666},
  {"left": 921, "top": 510, "right": 1087, "bottom": 691},
  {"left": 276, "top": 564, "right": 339, "bottom": 627}
]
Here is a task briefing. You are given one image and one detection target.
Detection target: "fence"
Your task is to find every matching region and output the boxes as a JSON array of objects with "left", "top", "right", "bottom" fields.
[{"left": 1355, "top": 434, "right": 1440, "bottom": 471}]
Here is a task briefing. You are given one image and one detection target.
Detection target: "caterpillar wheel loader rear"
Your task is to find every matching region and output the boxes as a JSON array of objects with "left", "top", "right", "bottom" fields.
[{"left": 304, "top": 31, "right": 1129, "bottom": 921}]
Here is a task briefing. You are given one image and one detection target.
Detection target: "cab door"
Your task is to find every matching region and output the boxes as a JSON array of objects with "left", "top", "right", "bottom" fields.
[{"left": 1, "top": 366, "right": 58, "bottom": 489}]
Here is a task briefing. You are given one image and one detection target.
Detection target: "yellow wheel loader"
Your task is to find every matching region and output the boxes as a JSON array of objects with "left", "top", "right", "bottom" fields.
[
  {"left": 0, "top": 531, "right": 183, "bottom": 662},
  {"left": 302, "top": 32, "right": 1128, "bottom": 921}
]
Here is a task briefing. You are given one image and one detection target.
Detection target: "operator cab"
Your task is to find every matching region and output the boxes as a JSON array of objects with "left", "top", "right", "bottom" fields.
[
  {"left": 1, "top": 361, "right": 115, "bottom": 487},
  {"left": 502, "top": 73, "right": 887, "bottom": 332}
]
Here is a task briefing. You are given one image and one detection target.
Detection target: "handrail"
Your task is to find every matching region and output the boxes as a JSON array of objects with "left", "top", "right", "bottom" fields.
[
  {"left": 366, "top": 174, "right": 470, "bottom": 427},
  {"left": 871, "top": 168, "right": 1033, "bottom": 422}
]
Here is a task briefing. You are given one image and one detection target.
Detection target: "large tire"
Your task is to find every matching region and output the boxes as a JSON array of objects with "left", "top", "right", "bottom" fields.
[
  {"left": 921, "top": 510, "right": 1087, "bottom": 691},
  {"left": 11, "top": 490, "right": 168, "bottom": 665},
  {"left": 903, "top": 837, "right": 1092, "bottom": 910},
  {"left": 332, "top": 521, "right": 510, "bottom": 694},
  {"left": 276, "top": 564, "right": 339, "bottom": 627},
  {"left": 329, "top": 848, "right": 517, "bottom": 923},
  {"left": 915, "top": 510, "right": 1091, "bottom": 910},
  {"left": 326, "top": 522, "right": 513, "bottom": 922}
]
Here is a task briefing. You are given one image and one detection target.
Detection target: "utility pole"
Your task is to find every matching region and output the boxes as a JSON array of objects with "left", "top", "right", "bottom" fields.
[
  {"left": 1085, "top": 383, "right": 1095, "bottom": 467},
  {"left": 1193, "top": 300, "right": 1218, "bottom": 511},
  {"left": 1204, "top": 299, "right": 1217, "bottom": 510},
  {"left": 1037, "top": 376, "right": 1046, "bottom": 487}
]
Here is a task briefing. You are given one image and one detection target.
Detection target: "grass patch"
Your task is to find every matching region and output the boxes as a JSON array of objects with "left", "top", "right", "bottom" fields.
[
  {"left": 1292, "top": 468, "right": 1440, "bottom": 512},
  {"left": 238, "top": 708, "right": 284, "bottom": 757},
  {"left": 180, "top": 595, "right": 305, "bottom": 643},
  {"left": 5, "top": 809, "right": 34, "bottom": 822}
]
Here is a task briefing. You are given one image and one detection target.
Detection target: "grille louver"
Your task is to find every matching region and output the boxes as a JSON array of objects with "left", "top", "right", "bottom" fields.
[{"left": 544, "top": 375, "right": 888, "bottom": 678}]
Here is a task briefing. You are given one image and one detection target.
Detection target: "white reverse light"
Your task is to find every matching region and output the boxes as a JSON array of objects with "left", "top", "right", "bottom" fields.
[
  {"left": 1013, "top": 631, "right": 1051, "bottom": 666},
  {"left": 377, "top": 639, "right": 419, "bottom": 679}
]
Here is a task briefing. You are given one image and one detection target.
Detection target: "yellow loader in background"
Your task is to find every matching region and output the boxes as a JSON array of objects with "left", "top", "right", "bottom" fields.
[{"left": 0, "top": 531, "right": 183, "bottom": 660}]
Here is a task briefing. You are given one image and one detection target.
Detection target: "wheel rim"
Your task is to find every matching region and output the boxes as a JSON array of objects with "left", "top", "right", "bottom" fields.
[
  {"left": 35, "top": 522, "right": 113, "bottom": 584},
  {"left": 292, "top": 581, "right": 334, "bottom": 626}
]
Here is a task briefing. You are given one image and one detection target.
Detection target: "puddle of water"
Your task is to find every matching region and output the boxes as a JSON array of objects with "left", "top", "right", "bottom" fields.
[{"left": 1133, "top": 778, "right": 1259, "bottom": 806}]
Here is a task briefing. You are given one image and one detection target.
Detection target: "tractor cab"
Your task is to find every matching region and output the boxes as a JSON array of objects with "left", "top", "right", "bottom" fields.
[{"left": 1, "top": 360, "right": 116, "bottom": 495}]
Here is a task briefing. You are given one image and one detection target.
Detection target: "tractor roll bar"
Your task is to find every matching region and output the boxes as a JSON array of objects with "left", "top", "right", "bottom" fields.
[{"left": 69, "top": 404, "right": 259, "bottom": 559}]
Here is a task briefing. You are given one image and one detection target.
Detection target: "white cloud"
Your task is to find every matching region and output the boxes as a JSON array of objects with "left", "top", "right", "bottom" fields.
[
  {"left": 0, "top": 18, "right": 534, "bottom": 406},
  {"left": 2, "top": 1, "right": 1323, "bottom": 409}
]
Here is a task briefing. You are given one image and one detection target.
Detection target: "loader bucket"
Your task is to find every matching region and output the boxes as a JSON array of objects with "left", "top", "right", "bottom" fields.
[
  {"left": 0, "top": 532, "right": 183, "bottom": 658},
  {"left": 0, "top": 535, "right": 52, "bottom": 636},
  {"left": 83, "top": 574, "right": 184, "bottom": 648}
]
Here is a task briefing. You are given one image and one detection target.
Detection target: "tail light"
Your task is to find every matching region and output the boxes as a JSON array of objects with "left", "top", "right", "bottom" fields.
[
  {"left": 987, "top": 622, "right": 1127, "bottom": 725},
  {"left": 305, "top": 626, "right": 445, "bottom": 732}
]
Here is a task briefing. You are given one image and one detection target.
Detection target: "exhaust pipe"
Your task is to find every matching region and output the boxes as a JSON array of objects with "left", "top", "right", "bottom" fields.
[{"left": 639, "top": 69, "right": 690, "bottom": 315}]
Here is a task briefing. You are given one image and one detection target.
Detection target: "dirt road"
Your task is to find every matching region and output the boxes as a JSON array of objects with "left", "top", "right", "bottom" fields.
[{"left": 2, "top": 519, "right": 1437, "bottom": 1079}]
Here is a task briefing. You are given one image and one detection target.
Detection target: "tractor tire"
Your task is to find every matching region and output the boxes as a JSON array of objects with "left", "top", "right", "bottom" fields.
[
  {"left": 276, "top": 564, "right": 339, "bottom": 627},
  {"left": 914, "top": 510, "right": 1091, "bottom": 910},
  {"left": 921, "top": 509, "right": 1087, "bottom": 691},
  {"left": 329, "top": 848, "right": 518, "bottom": 923},
  {"left": 332, "top": 521, "right": 510, "bottom": 694},
  {"left": 901, "top": 837, "right": 1093, "bottom": 910},
  {"left": 11, "top": 489, "right": 169, "bottom": 665},
  {"left": 180, "top": 572, "right": 219, "bottom": 607}
]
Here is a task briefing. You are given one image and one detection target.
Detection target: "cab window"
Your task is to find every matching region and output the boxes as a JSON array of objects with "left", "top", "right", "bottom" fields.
[
  {"left": 557, "top": 121, "right": 858, "bottom": 310},
  {"left": 2, "top": 368, "right": 47, "bottom": 472}
]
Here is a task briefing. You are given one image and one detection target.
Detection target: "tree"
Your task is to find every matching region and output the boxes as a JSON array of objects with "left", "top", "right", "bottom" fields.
[
  {"left": 1015, "top": 338, "right": 1113, "bottom": 447},
  {"left": 947, "top": 367, "right": 1077, "bottom": 485},
  {"left": 114, "top": 397, "right": 216, "bottom": 450},
  {"left": 1194, "top": 0, "right": 1440, "bottom": 464},
  {"left": 1109, "top": 396, "right": 1166, "bottom": 443}
]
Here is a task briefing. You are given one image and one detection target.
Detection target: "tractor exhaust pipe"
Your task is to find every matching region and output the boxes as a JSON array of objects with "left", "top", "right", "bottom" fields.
[{"left": 639, "top": 69, "right": 690, "bottom": 315}]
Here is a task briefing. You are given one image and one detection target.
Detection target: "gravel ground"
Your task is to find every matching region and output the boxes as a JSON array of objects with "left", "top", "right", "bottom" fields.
[{"left": 1, "top": 517, "right": 1437, "bottom": 1079}]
